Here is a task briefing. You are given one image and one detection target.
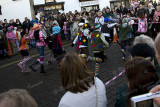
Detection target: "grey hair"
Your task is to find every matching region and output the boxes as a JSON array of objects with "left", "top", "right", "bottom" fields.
[
  {"left": 0, "top": 89, "right": 38, "bottom": 107},
  {"left": 133, "top": 34, "right": 154, "bottom": 48}
]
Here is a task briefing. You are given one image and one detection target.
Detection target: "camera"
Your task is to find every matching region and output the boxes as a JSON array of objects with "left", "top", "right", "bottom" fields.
[{"left": 131, "top": 91, "right": 160, "bottom": 107}]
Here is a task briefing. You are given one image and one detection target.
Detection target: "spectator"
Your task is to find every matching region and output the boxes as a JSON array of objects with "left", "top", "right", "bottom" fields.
[
  {"left": 0, "top": 89, "right": 38, "bottom": 107},
  {"left": 153, "top": 6, "right": 160, "bottom": 34},
  {"left": 15, "top": 19, "right": 22, "bottom": 28},
  {"left": 153, "top": 0, "right": 157, "bottom": 9},
  {"left": 82, "top": 8, "right": 89, "bottom": 16},
  {"left": 59, "top": 52, "right": 107, "bottom": 107},
  {"left": 121, "top": 5, "right": 129, "bottom": 16},
  {"left": 30, "top": 17, "right": 38, "bottom": 27},
  {"left": 95, "top": 12, "right": 104, "bottom": 26},
  {"left": 115, "top": 57, "right": 159, "bottom": 107}
]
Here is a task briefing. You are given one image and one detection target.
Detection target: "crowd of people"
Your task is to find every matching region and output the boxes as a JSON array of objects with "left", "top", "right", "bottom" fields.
[{"left": 1, "top": 0, "right": 160, "bottom": 107}]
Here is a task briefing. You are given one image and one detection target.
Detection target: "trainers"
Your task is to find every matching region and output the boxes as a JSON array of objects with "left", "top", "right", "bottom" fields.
[
  {"left": 18, "top": 62, "right": 23, "bottom": 69},
  {"left": 121, "top": 49, "right": 125, "bottom": 54},
  {"left": 22, "top": 69, "right": 28, "bottom": 72},
  {"left": 122, "top": 57, "right": 125, "bottom": 60}
]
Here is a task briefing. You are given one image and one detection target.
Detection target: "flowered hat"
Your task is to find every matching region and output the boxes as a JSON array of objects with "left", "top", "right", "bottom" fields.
[
  {"left": 32, "top": 23, "right": 42, "bottom": 31},
  {"left": 52, "top": 26, "right": 61, "bottom": 35}
]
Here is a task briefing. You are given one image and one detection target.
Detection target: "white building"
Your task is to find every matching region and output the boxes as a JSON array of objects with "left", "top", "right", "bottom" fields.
[
  {"left": 0, "top": 0, "right": 125, "bottom": 22},
  {"left": 34, "top": 0, "right": 110, "bottom": 13},
  {"left": 0, "top": 0, "right": 33, "bottom": 22}
]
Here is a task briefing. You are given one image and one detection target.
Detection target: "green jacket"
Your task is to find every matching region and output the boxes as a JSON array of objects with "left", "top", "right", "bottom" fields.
[
  {"left": 91, "top": 31, "right": 104, "bottom": 52},
  {"left": 115, "top": 84, "right": 128, "bottom": 107},
  {"left": 117, "top": 24, "right": 133, "bottom": 41}
]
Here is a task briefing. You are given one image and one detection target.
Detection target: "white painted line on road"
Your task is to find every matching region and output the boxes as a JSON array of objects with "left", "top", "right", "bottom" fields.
[{"left": 0, "top": 43, "right": 72, "bottom": 69}]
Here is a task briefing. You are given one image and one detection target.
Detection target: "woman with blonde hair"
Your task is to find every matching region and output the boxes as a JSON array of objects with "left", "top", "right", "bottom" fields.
[
  {"left": 0, "top": 89, "right": 38, "bottom": 107},
  {"left": 59, "top": 52, "right": 107, "bottom": 107}
]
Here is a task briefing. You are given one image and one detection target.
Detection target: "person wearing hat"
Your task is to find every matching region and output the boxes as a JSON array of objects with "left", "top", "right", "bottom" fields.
[
  {"left": 90, "top": 23, "right": 109, "bottom": 76},
  {"left": 101, "top": 17, "right": 117, "bottom": 58},
  {"left": 72, "top": 23, "right": 90, "bottom": 59},
  {"left": 29, "top": 23, "right": 47, "bottom": 73},
  {"left": 95, "top": 12, "right": 104, "bottom": 27},
  {"left": 6, "top": 27, "right": 18, "bottom": 56},
  {"left": 116, "top": 18, "right": 133, "bottom": 60},
  {"left": 51, "top": 26, "right": 65, "bottom": 69}
]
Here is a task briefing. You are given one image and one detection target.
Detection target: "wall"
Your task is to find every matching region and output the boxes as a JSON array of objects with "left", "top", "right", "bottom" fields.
[
  {"left": 0, "top": 0, "right": 32, "bottom": 22},
  {"left": 34, "top": 0, "right": 110, "bottom": 13}
]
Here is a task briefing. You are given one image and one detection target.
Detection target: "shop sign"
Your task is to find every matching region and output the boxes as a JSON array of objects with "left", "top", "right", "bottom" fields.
[
  {"left": 44, "top": 5, "right": 62, "bottom": 10},
  {"left": 80, "top": 1, "right": 99, "bottom": 7}
]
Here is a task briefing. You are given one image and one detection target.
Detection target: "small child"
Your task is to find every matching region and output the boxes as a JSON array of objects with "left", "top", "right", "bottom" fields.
[
  {"left": 18, "top": 31, "right": 30, "bottom": 72},
  {"left": 71, "top": 18, "right": 79, "bottom": 40},
  {"left": 90, "top": 23, "right": 109, "bottom": 76},
  {"left": 116, "top": 18, "right": 133, "bottom": 60},
  {"left": 63, "top": 22, "right": 69, "bottom": 40},
  {"left": 72, "top": 23, "right": 90, "bottom": 60},
  {"left": 101, "top": 17, "right": 117, "bottom": 58},
  {"left": 51, "top": 26, "right": 65, "bottom": 69}
]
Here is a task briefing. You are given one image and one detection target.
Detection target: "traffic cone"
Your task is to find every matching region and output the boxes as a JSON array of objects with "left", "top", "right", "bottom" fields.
[{"left": 113, "top": 27, "right": 118, "bottom": 43}]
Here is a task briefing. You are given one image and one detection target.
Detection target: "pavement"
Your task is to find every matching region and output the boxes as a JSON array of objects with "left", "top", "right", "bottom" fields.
[{"left": 0, "top": 40, "right": 128, "bottom": 107}]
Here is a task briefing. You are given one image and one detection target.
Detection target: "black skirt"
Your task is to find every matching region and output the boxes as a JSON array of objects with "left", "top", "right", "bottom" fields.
[{"left": 20, "top": 50, "right": 29, "bottom": 57}]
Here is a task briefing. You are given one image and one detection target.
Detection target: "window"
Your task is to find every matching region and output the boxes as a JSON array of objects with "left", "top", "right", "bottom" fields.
[{"left": 0, "top": 6, "right": 1, "bottom": 15}]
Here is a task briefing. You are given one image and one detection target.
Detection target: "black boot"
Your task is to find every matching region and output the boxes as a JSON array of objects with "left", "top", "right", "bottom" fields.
[
  {"left": 40, "top": 64, "right": 46, "bottom": 73},
  {"left": 29, "top": 60, "right": 39, "bottom": 72}
]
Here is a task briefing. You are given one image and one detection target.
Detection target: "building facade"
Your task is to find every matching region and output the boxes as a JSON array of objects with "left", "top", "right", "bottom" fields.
[
  {"left": 34, "top": 0, "right": 110, "bottom": 13},
  {"left": 0, "top": 0, "right": 33, "bottom": 22}
]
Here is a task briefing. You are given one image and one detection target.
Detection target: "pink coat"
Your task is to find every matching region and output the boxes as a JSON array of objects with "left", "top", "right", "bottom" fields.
[
  {"left": 153, "top": 11, "right": 160, "bottom": 22},
  {"left": 6, "top": 32, "right": 16, "bottom": 42},
  {"left": 30, "top": 31, "right": 46, "bottom": 47}
]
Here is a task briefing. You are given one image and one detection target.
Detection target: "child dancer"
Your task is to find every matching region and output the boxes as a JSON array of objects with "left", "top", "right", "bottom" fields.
[
  {"left": 101, "top": 17, "right": 117, "bottom": 58},
  {"left": 116, "top": 19, "right": 133, "bottom": 60},
  {"left": 51, "top": 26, "right": 65, "bottom": 69},
  {"left": 63, "top": 22, "right": 69, "bottom": 40},
  {"left": 72, "top": 23, "right": 90, "bottom": 60},
  {"left": 90, "top": 23, "right": 109, "bottom": 76},
  {"left": 18, "top": 31, "right": 30, "bottom": 72},
  {"left": 29, "top": 24, "right": 47, "bottom": 73}
]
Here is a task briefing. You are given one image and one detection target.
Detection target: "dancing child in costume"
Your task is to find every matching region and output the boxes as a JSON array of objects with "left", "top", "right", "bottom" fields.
[
  {"left": 90, "top": 23, "right": 109, "bottom": 76},
  {"left": 51, "top": 26, "right": 65, "bottom": 69},
  {"left": 18, "top": 31, "right": 30, "bottom": 72}
]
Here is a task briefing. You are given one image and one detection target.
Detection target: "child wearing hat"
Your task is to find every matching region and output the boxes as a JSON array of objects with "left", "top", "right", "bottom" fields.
[
  {"left": 6, "top": 27, "right": 18, "bottom": 56},
  {"left": 51, "top": 26, "right": 65, "bottom": 69},
  {"left": 18, "top": 31, "right": 30, "bottom": 72},
  {"left": 72, "top": 23, "right": 90, "bottom": 60},
  {"left": 101, "top": 17, "right": 117, "bottom": 58},
  {"left": 116, "top": 18, "right": 133, "bottom": 60},
  {"left": 29, "top": 23, "right": 47, "bottom": 73},
  {"left": 90, "top": 23, "right": 109, "bottom": 76}
]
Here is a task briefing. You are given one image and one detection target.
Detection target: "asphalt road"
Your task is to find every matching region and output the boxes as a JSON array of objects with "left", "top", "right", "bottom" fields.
[{"left": 0, "top": 41, "right": 127, "bottom": 107}]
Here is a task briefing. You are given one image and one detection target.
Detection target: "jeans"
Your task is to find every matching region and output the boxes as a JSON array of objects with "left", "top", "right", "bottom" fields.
[{"left": 37, "top": 46, "right": 44, "bottom": 57}]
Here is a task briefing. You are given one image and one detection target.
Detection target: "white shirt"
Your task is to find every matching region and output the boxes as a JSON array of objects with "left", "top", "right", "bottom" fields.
[
  {"left": 58, "top": 77, "right": 107, "bottom": 107},
  {"left": 95, "top": 16, "right": 104, "bottom": 25}
]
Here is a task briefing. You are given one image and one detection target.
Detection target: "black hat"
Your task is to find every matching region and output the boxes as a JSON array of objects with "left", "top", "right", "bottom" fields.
[{"left": 128, "top": 43, "right": 155, "bottom": 59}]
